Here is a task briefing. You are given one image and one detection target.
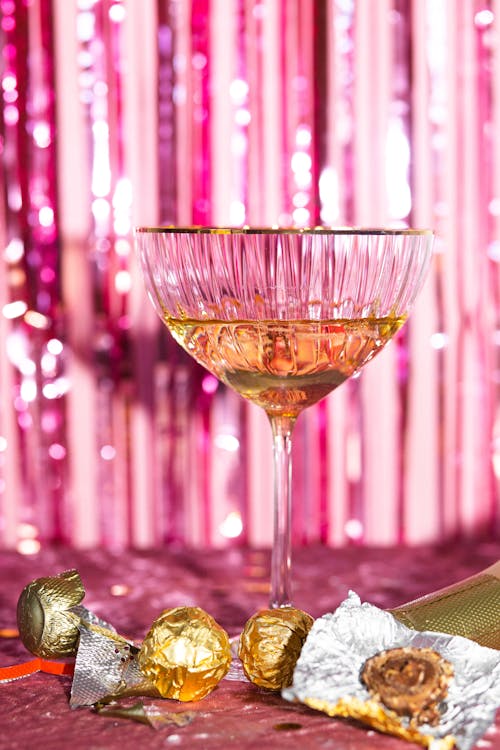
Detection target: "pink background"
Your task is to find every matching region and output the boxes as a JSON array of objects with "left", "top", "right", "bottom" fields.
[{"left": 0, "top": 0, "right": 499, "bottom": 552}]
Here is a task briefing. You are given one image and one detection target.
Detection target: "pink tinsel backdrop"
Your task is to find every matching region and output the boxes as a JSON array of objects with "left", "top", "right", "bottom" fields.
[{"left": 0, "top": 0, "right": 498, "bottom": 552}]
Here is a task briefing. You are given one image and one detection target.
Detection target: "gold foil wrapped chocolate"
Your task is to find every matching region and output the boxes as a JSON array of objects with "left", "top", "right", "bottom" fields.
[
  {"left": 361, "top": 646, "right": 453, "bottom": 727},
  {"left": 238, "top": 607, "right": 314, "bottom": 690},
  {"left": 390, "top": 560, "right": 500, "bottom": 649},
  {"left": 137, "top": 606, "right": 231, "bottom": 701},
  {"left": 16, "top": 569, "right": 85, "bottom": 658}
]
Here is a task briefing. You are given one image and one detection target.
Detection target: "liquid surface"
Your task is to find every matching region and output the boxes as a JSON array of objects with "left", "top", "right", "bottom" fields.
[{"left": 164, "top": 316, "right": 406, "bottom": 418}]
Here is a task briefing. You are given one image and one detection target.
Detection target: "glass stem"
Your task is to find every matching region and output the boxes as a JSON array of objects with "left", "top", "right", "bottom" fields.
[{"left": 268, "top": 414, "right": 297, "bottom": 608}]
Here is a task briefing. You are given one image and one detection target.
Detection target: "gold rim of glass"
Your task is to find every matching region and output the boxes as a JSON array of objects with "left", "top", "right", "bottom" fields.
[{"left": 135, "top": 226, "right": 433, "bottom": 236}]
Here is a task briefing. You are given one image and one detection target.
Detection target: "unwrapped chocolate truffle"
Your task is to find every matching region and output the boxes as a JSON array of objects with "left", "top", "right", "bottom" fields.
[
  {"left": 17, "top": 569, "right": 85, "bottom": 658},
  {"left": 137, "top": 606, "right": 231, "bottom": 702},
  {"left": 238, "top": 607, "right": 314, "bottom": 690},
  {"left": 361, "top": 646, "right": 454, "bottom": 727}
]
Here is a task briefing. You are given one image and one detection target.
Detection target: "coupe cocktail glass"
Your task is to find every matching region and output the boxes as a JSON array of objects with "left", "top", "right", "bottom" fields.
[{"left": 136, "top": 227, "right": 433, "bottom": 608}]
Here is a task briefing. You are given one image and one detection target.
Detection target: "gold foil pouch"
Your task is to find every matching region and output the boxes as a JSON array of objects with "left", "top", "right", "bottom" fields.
[{"left": 390, "top": 560, "right": 500, "bottom": 649}]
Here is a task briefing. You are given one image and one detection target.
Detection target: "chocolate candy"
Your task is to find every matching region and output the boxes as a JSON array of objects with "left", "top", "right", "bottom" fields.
[
  {"left": 361, "top": 646, "right": 454, "bottom": 727},
  {"left": 16, "top": 569, "right": 85, "bottom": 658},
  {"left": 137, "top": 606, "right": 231, "bottom": 701},
  {"left": 238, "top": 607, "right": 314, "bottom": 690}
]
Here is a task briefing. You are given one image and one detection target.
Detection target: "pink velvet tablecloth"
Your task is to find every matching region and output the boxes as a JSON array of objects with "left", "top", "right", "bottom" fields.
[{"left": 1, "top": 540, "right": 499, "bottom": 750}]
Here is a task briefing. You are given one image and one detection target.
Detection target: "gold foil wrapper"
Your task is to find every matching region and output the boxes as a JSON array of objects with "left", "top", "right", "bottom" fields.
[
  {"left": 16, "top": 570, "right": 85, "bottom": 658},
  {"left": 238, "top": 607, "right": 314, "bottom": 690},
  {"left": 137, "top": 606, "right": 231, "bottom": 702},
  {"left": 95, "top": 701, "right": 196, "bottom": 729},
  {"left": 390, "top": 561, "right": 500, "bottom": 649},
  {"left": 303, "top": 695, "right": 455, "bottom": 750}
]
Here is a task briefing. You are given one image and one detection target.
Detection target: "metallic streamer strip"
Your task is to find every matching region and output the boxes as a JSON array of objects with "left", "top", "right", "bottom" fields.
[
  {"left": 455, "top": 0, "right": 493, "bottom": 534},
  {"left": 424, "top": 0, "right": 452, "bottom": 540},
  {"left": 156, "top": 0, "right": 185, "bottom": 544},
  {"left": 74, "top": 0, "right": 119, "bottom": 546},
  {"left": 476, "top": 0, "right": 497, "bottom": 530},
  {"left": 1, "top": 0, "right": 64, "bottom": 549},
  {"left": 157, "top": 1, "right": 176, "bottom": 224},
  {"left": 209, "top": 0, "right": 237, "bottom": 225},
  {"left": 475, "top": 0, "right": 497, "bottom": 534},
  {"left": 172, "top": 0, "right": 194, "bottom": 224},
  {"left": 243, "top": 0, "right": 263, "bottom": 224},
  {"left": 390, "top": 0, "right": 413, "bottom": 543},
  {"left": 243, "top": 0, "right": 280, "bottom": 547},
  {"left": 0, "top": 26, "right": 18, "bottom": 547},
  {"left": 192, "top": 0, "right": 213, "bottom": 545},
  {"left": 324, "top": 0, "right": 356, "bottom": 547},
  {"left": 0, "top": 174, "right": 22, "bottom": 546},
  {"left": 440, "top": 0, "right": 461, "bottom": 538},
  {"left": 403, "top": 0, "right": 441, "bottom": 543},
  {"left": 54, "top": 0, "right": 97, "bottom": 548},
  {"left": 337, "top": 1, "right": 364, "bottom": 548},
  {"left": 157, "top": 0, "right": 218, "bottom": 546},
  {"left": 312, "top": 0, "right": 329, "bottom": 544},
  {"left": 190, "top": 0, "right": 211, "bottom": 225},
  {"left": 257, "top": 0, "right": 282, "bottom": 222},
  {"left": 476, "top": 0, "right": 499, "bottom": 531},
  {"left": 208, "top": 388, "right": 246, "bottom": 547},
  {"left": 206, "top": 0, "right": 240, "bottom": 545},
  {"left": 352, "top": 0, "right": 401, "bottom": 544},
  {"left": 125, "top": 0, "right": 161, "bottom": 547},
  {"left": 289, "top": 0, "right": 323, "bottom": 544},
  {"left": 206, "top": 0, "right": 251, "bottom": 546},
  {"left": 492, "top": 0, "right": 500, "bottom": 532},
  {"left": 94, "top": 0, "right": 132, "bottom": 548}
]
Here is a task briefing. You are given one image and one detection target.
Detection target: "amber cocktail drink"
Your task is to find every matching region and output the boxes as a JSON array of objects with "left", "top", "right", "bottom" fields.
[{"left": 136, "top": 227, "right": 433, "bottom": 607}]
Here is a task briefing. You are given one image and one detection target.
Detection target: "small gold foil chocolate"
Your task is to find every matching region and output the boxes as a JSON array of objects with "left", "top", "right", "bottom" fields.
[
  {"left": 361, "top": 646, "right": 453, "bottom": 727},
  {"left": 238, "top": 607, "right": 314, "bottom": 690},
  {"left": 137, "top": 606, "right": 231, "bottom": 702},
  {"left": 16, "top": 569, "right": 85, "bottom": 658}
]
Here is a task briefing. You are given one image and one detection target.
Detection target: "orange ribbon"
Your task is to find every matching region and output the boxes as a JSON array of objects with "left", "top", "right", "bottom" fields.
[{"left": 0, "top": 658, "right": 74, "bottom": 682}]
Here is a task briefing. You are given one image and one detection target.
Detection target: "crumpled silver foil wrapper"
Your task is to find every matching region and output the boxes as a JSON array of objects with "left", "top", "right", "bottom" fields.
[
  {"left": 70, "top": 621, "right": 159, "bottom": 708},
  {"left": 282, "top": 591, "right": 500, "bottom": 750},
  {"left": 71, "top": 604, "right": 116, "bottom": 633}
]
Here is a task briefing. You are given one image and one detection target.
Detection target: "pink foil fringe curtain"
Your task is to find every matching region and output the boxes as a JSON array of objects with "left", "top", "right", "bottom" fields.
[{"left": 0, "top": 0, "right": 498, "bottom": 552}]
